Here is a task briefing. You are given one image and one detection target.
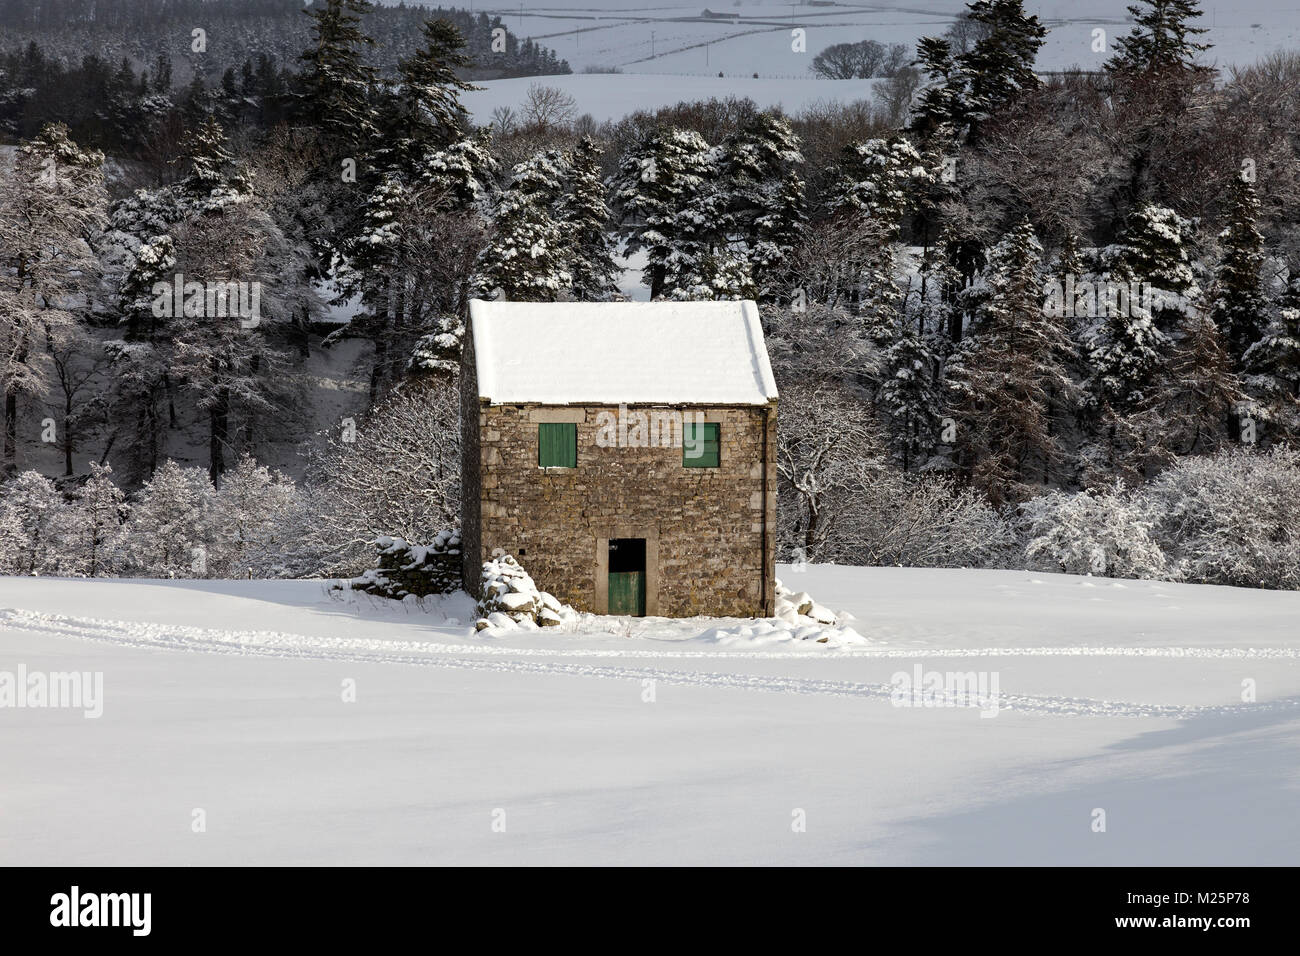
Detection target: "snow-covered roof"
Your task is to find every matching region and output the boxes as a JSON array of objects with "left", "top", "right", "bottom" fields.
[{"left": 468, "top": 299, "right": 779, "bottom": 406}]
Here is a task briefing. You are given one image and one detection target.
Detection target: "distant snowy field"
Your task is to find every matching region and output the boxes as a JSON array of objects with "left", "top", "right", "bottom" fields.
[
  {"left": 409, "top": 0, "right": 1300, "bottom": 100},
  {"left": 3, "top": 565, "right": 1299, "bottom": 865}
]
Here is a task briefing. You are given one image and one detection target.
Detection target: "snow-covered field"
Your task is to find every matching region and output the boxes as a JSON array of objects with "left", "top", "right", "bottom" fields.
[
  {"left": 437, "top": 0, "right": 1300, "bottom": 122},
  {"left": 451, "top": 1, "right": 1299, "bottom": 76},
  {"left": 3, "top": 565, "right": 1298, "bottom": 865}
]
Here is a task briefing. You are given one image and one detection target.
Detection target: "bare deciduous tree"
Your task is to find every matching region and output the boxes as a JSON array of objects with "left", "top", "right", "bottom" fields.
[
  {"left": 776, "top": 381, "right": 883, "bottom": 561},
  {"left": 521, "top": 83, "right": 578, "bottom": 132},
  {"left": 0, "top": 124, "right": 107, "bottom": 475},
  {"left": 810, "top": 40, "right": 909, "bottom": 80},
  {"left": 875, "top": 66, "right": 922, "bottom": 129},
  {"left": 297, "top": 380, "right": 461, "bottom": 575}
]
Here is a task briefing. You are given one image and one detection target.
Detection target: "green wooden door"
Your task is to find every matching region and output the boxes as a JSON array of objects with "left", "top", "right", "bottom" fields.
[{"left": 608, "top": 571, "right": 645, "bottom": 616}]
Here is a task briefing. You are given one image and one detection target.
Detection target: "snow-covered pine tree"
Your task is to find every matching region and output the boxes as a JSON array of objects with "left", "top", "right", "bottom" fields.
[
  {"left": 558, "top": 136, "right": 620, "bottom": 301},
  {"left": 603, "top": 125, "right": 753, "bottom": 302},
  {"left": 296, "top": 0, "right": 384, "bottom": 296},
  {"left": 407, "top": 314, "right": 465, "bottom": 379},
  {"left": 177, "top": 115, "right": 253, "bottom": 213},
  {"left": 880, "top": 328, "right": 940, "bottom": 471},
  {"left": 1097, "top": 2, "right": 1213, "bottom": 238},
  {"left": 914, "top": 231, "right": 965, "bottom": 347},
  {"left": 959, "top": 0, "right": 1046, "bottom": 138},
  {"left": 1246, "top": 274, "right": 1300, "bottom": 387},
  {"left": 405, "top": 144, "right": 495, "bottom": 320},
  {"left": 909, "top": 37, "right": 968, "bottom": 140},
  {"left": 717, "top": 112, "right": 806, "bottom": 300},
  {"left": 1105, "top": 0, "right": 1211, "bottom": 76},
  {"left": 1120, "top": 314, "right": 1243, "bottom": 477},
  {"left": 416, "top": 128, "right": 496, "bottom": 210},
  {"left": 1050, "top": 231, "right": 1089, "bottom": 352},
  {"left": 654, "top": 153, "right": 745, "bottom": 301},
  {"left": 1048, "top": 230, "right": 1093, "bottom": 444},
  {"left": 1055, "top": 232, "right": 1083, "bottom": 287},
  {"left": 909, "top": 227, "right": 961, "bottom": 356},
  {"left": 119, "top": 235, "right": 176, "bottom": 335},
  {"left": 394, "top": 17, "right": 477, "bottom": 160},
  {"left": 1209, "top": 175, "right": 1267, "bottom": 366},
  {"left": 833, "top": 137, "right": 927, "bottom": 228},
  {"left": 663, "top": 244, "right": 756, "bottom": 302},
  {"left": 358, "top": 172, "right": 406, "bottom": 257},
  {"left": 610, "top": 126, "right": 714, "bottom": 300},
  {"left": 181, "top": 76, "right": 210, "bottom": 125},
  {"left": 946, "top": 218, "right": 1077, "bottom": 502},
  {"left": 907, "top": 123, "right": 975, "bottom": 348},
  {"left": 479, "top": 149, "right": 572, "bottom": 301},
  {"left": 940, "top": 224, "right": 990, "bottom": 345},
  {"left": 214, "top": 67, "right": 245, "bottom": 128},
  {"left": 348, "top": 169, "right": 409, "bottom": 401},
  {"left": 165, "top": 121, "right": 307, "bottom": 482},
  {"left": 832, "top": 137, "right": 930, "bottom": 341},
  {"left": 1243, "top": 272, "right": 1300, "bottom": 438},
  {"left": 857, "top": 244, "right": 905, "bottom": 344},
  {"left": 298, "top": 0, "right": 380, "bottom": 156},
  {"left": 1115, "top": 203, "right": 1199, "bottom": 324},
  {"left": 0, "top": 122, "right": 107, "bottom": 475},
  {"left": 418, "top": 131, "right": 499, "bottom": 210},
  {"left": 104, "top": 232, "right": 178, "bottom": 484},
  {"left": 100, "top": 189, "right": 184, "bottom": 485},
  {"left": 1087, "top": 300, "right": 1169, "bottom": 413},
  {"left": 1088, "top": 205, "right": 1199, "bottom": 429},
  {"left": 911, "top": 120, "right": 960, "bottom": 255},
  {"left": 337, "top": 131, "right": 498, "bottom": 402},
  {"left": 102, "top": 186, "right": 182, "bottom": 253},
  {"left": 331, "top": 131, "right": 495, "bottom": 402},
  {"left": 106, "top": 58, "right": 142, "bottom": 146}
]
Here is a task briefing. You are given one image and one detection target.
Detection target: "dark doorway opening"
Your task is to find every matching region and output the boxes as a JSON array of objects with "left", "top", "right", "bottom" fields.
[{"left": 608, "top": 538, "right": 646, "bottom": 617}]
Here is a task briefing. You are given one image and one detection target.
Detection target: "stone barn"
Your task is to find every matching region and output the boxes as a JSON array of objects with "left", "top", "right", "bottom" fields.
[{"left": 460, "top": 299, "right": 779, "bottom": 618}]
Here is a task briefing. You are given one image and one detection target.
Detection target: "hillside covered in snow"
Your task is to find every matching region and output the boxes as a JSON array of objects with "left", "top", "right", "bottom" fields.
[
  {"left": 400, "top": 0, "right": 1300, "bottom": 80},
  {"left": 3, "top": 564, "right": 1298, "bottom": 865}
]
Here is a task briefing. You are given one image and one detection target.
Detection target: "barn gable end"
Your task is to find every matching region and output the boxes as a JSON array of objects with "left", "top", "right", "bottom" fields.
[{"left": 461, "top": 299, "right": 778, "bottom": 618}]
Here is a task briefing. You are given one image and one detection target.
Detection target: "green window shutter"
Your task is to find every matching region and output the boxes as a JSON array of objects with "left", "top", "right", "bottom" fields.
[
  {"left": 538, "top": 423, "right": 577, "bottom": 468},
  {"left": 683, "top": 422, "right": 720, "bottom": 468}
]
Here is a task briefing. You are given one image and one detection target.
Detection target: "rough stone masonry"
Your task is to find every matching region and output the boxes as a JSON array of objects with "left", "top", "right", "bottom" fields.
[{"left": 461, "top": 400, "right": 777, "bottom": 617}]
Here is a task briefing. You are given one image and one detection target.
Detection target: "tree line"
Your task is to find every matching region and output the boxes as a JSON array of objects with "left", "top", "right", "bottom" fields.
[
  {"left": 0, "top": 0, "right": 567, "bottom": 155},
  {"left": 2, "top": 0, "right": 1299, "bottom": 587}
]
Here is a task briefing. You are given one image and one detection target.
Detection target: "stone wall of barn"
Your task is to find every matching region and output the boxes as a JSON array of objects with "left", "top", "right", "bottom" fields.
[{"left": 466, "top": 402, "right": 777, "bottom": 618}]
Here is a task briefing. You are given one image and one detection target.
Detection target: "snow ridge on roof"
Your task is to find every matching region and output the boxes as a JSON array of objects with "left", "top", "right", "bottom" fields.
[{"left": 469, "top": 299, "right": 779, "bottom": 406}]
